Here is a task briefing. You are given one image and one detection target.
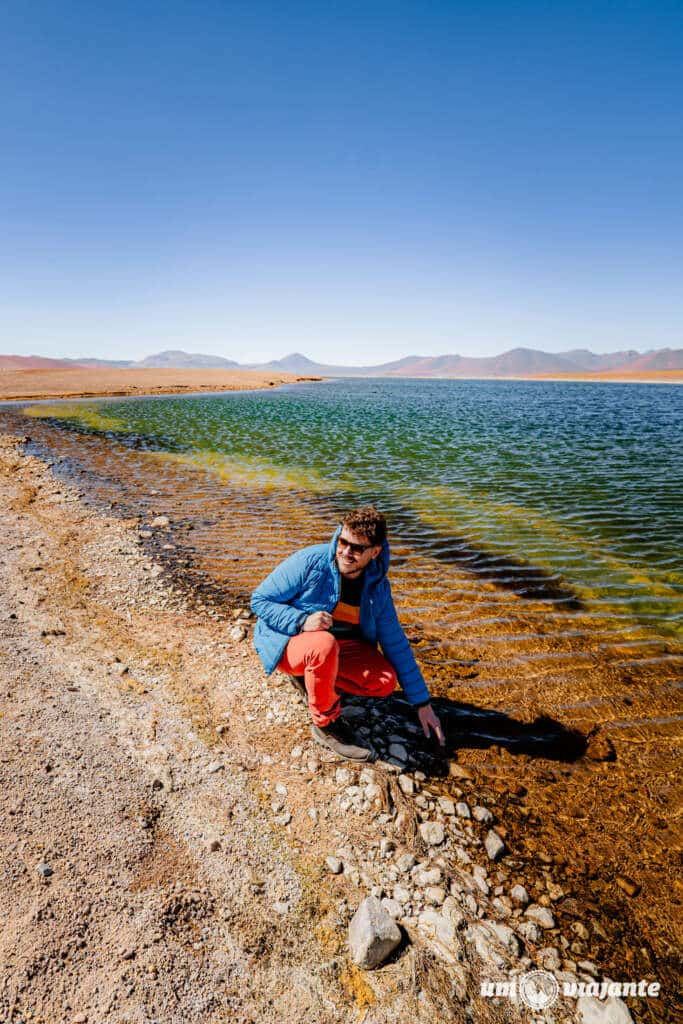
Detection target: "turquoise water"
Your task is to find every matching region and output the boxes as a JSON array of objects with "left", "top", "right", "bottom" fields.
[{"left": 19, "top": 378, "right": 682, "bottom": 634}]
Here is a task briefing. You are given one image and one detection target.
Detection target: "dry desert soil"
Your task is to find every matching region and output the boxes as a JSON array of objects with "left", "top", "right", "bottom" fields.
[{"left": 0, "top": 368, "right": 320, "bottom": 402}]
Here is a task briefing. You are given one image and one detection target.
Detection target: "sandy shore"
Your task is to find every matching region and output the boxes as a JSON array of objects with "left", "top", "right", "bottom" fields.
[
  {"left": 0, "top": 367, "right": 321, "bottom": 402},
  {"left": 514, "top": 371, "right": 682, "bottom": 384},
  {"left": 0, "top": 435, "right": 675, "bottom": 1023}
]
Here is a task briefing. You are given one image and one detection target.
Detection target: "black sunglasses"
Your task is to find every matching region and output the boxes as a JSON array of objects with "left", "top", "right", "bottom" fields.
[{"left": 338, "top": 536, "right": 373, "bottom": 556}]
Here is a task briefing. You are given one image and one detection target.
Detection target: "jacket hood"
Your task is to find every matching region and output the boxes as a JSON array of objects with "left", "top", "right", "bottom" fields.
[{"left": 328, "top": 524, "right": 390, "bottom": 583}]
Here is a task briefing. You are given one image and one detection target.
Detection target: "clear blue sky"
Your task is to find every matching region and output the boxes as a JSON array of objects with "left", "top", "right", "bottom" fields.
[{"left": 1, "top": 1, "right": 681, "bottom": 363}]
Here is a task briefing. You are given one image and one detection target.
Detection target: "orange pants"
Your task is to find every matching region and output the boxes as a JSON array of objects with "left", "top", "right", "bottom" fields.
[{"left": 278, "top": 631, "right": 397, "bottom": 727}]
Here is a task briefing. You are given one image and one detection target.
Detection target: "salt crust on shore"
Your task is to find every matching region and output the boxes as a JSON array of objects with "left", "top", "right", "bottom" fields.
[{"left": 0, "top": 435, "right": 631, "bottom": 1024}]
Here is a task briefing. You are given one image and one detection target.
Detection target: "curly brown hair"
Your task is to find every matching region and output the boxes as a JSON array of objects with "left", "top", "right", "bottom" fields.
[{"left": 341, "top": 506, "right": 387, "bottom": 546}]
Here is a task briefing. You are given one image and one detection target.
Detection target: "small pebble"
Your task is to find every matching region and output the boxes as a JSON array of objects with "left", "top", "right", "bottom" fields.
[
  {"left": 419, "top": 821, "right": 445, "bottom": 846},
  {"left": 484, "top": 829, "right": 506, "bottom": 861},
  {"left": 397, "top": 774, "right": 414, "bottom": 795},
  {"left": 525, "top": 904, "right": 556, "bottom": 929},
  {"left": 396, "top": 852, "right": 416, "bottom": 873},
  {"left": 510, "top": 884, "right": 530, "bottom": 906}
]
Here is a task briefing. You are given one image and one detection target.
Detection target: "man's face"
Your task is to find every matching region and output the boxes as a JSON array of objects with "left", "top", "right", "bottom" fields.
[{"left": 336, "top": 528, "right": 382, "bottom": 579}]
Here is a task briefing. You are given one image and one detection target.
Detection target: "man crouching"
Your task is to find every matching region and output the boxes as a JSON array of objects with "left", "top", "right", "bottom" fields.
[{"left": 251, "top": 506, "right": 444, "bottom": 762}]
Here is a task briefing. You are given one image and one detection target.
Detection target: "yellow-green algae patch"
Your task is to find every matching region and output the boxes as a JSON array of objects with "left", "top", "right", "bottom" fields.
[
  {"left": 402, "top": 484, "right": 683, "bottom": 638},
  {"left": 150, "top": 448, "right": 355, "bottom": 495},
  {"left": 413, "top": 483, "right": 683, "bottom": 590},
  {"left": 23, "top": 403, "right": 126, "bottom": 433}
]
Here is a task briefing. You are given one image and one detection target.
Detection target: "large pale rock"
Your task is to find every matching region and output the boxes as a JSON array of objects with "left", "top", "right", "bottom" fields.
[
  {"left": 348, "top": 896, "right": 402, "bottom": 969},
  {"left": 417, "top": 909, "right": 460, "bottom": 964},
  {"left": 578, "top": 997, "right": 634, "bottom": 1024}
]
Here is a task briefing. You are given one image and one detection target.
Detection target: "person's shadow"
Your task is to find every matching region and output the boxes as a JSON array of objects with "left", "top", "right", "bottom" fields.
[{"left": 340, "top": 691, "right": 586, "bottom": 775}]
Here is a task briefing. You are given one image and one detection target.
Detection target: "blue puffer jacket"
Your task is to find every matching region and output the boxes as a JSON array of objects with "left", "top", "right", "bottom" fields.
[{"left": 250, "top": 525, "right": 431, "bottom": 706}]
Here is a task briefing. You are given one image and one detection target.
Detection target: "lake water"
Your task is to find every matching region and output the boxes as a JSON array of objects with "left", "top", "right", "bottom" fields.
[{"left": 3, "top": 378, "right": 682, "bottom": 698}]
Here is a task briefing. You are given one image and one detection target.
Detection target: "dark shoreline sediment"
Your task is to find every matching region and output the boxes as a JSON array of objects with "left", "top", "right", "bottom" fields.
[{"left": 0, "top": 425, "right": 680, "bottom": 1022}]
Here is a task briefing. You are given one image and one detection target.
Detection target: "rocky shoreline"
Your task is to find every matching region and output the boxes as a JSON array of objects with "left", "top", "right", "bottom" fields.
[{"left": 0, "top": 434, "right": 668, "bottom": 1023}]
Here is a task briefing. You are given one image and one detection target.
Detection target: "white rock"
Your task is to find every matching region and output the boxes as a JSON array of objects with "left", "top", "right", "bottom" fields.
[
  {"left": 359, "top": 767, "right": 376, "bottom": 785},
  {"left": 510, "top": 883, "right": 530, "bottom": 905},
  {"left": 470, "top": 924, "right": 505, "bottom": 969},
  {"left": 486, "top": 920, "right": 522, "bottom": 958},
  {"left": 517, "top": 920, "right": 542, "bottom": 944},
  {"left": 456, "top": 801, "right": 471, "bottom": 819},
  {"left": 472, "top": 865, "right": 490, "bottom": 896},
  {"left": 425, "top": 886, "right": 446, "bottom": 905},
  {"left": 229, "top": 625, "right": 247, "bottom": 642},
  {"left": 492, "top": 897, "right": 512, "bottom": 917},
  {"left": 393, "top": 884, "right": 411, "bottom": 903},
  {"left": 335, "top": 767, "right": 354, "bottom": 786},
  {"left": 396, "top": 853, "right": 416, "bottom": 874},
  {"left": 525, "top": 904, "right": 556, "bottom": 929},
  {"left": 484, "top": 829, "right": 506, "bottom": 861},
  {"left": 151, "top": 515, "right": 170, "bottom": 528},
  {"left": 473, "top": 805, "right": 493, "bottom": 823},
  {"left": 538, "top": 946, "right": 562, "bottom": 971},
  {"left": 414, "top": 866, "right": 442, "bottom": 887},
  {"left": 348, "top": 896, "right": 401, "bottom": 969},
  {"left": 578, "top": 997, "right": 634, "bottom": 1024},
  {"left": 397, "top": 774, "right": 414, "bottom": 795},
  {"left": 206, "top": 761, "right": 224, "bottom": 774},
  {"left": 437, "top": 797, "right": 456, "bottom": 815},
  {"left": 365, "top": 783, "right": 381, "bottom": 801},
  {"left": 419, "top": 822, "right": 445, "bottom": 846},
  {"left": 441, "top": 896, "right": 465, "bottom": 929},
  {"left": 381, "top": 898, "right": 403, "bottom": 919}
]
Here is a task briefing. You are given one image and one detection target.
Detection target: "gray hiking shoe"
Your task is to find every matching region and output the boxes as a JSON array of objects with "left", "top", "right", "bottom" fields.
[
  {"left": 287, "top": 674, "right": 306, "bottom": 698},
  {"left": 310, "top": 720, "right": 372, "bottom": 762}
]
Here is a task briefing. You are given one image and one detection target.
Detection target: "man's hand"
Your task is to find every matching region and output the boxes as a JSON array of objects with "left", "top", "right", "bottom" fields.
[
  {"left": 302, "top": 611, "right": 333, "bottom": 632},
  {"left": 418, "top": 703, "right": 445, "bottom": 745}
]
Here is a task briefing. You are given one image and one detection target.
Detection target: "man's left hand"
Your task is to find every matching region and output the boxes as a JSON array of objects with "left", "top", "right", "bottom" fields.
[{"left": 418, "top": 703, "right": 445, "bottom": 746}]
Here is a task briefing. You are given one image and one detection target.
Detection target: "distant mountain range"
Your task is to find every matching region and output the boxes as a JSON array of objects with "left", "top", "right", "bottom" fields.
[{"left": 1, "top": 346, "right": 681, "bottom": 376}]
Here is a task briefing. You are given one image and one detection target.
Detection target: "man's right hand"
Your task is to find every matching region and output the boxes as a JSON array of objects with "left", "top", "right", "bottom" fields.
[{"left": 301, "top": 611, "right": 333, "bottom": 631}]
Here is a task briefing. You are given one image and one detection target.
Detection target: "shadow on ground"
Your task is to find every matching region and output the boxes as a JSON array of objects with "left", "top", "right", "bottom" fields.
[{"left": 340, "top": 692, "right": 587, "bottom": 777}]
